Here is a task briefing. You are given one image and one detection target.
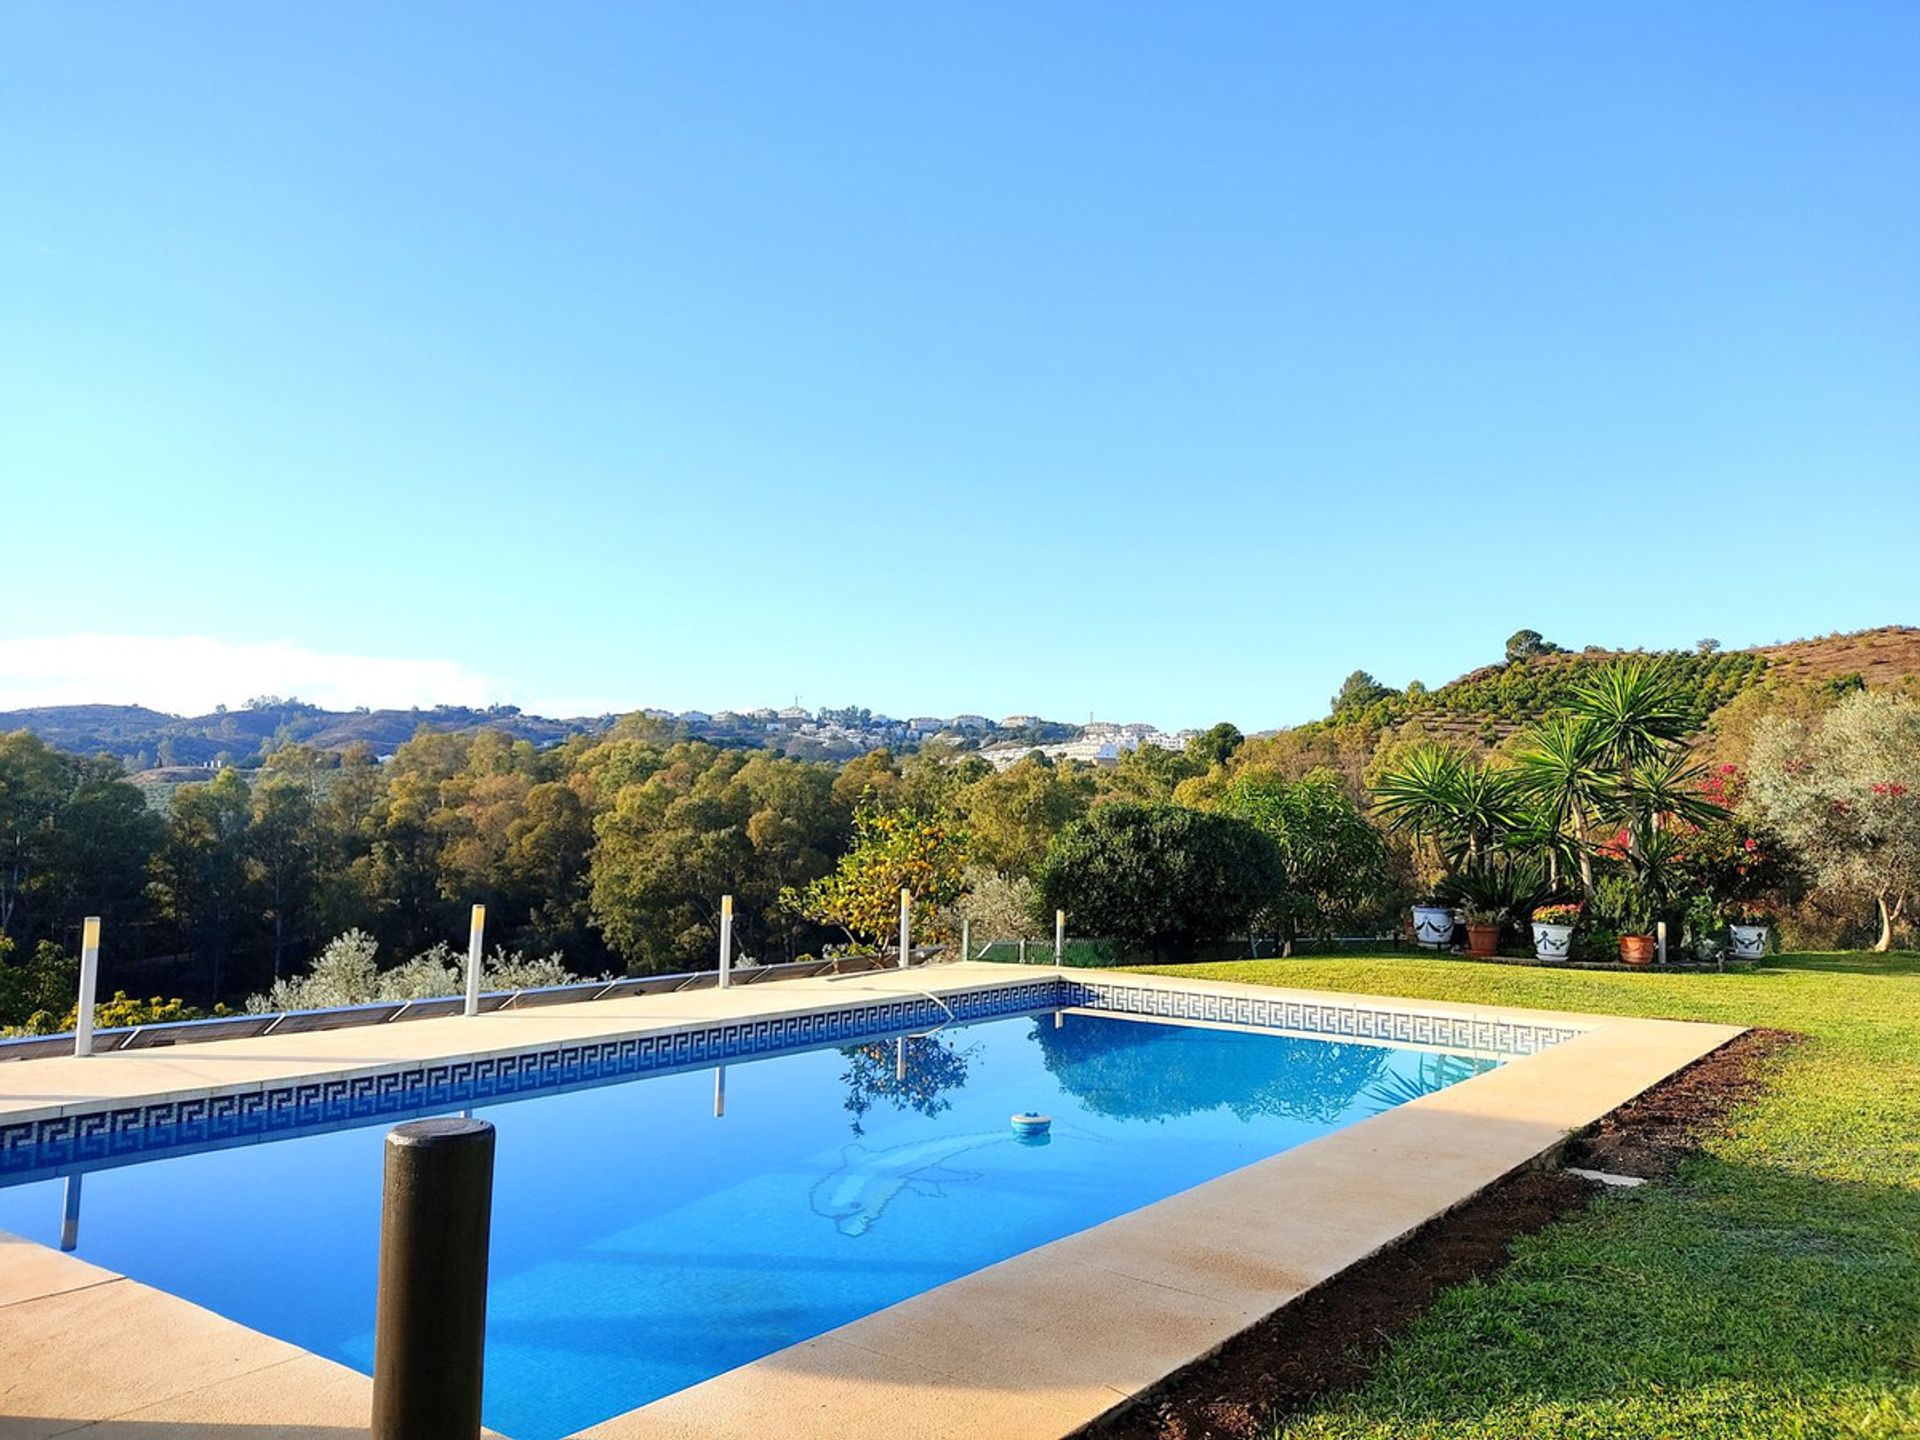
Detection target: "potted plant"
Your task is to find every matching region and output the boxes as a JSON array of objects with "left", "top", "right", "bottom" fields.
[
  {"left": 1434, "top": 855, "right": 1549, "bottom": 960},
  {"left": 1726, "top": 906, "right": 1770, "bottom": 959},
  {"left": 1410, "top": 897, "right": 1456, "bottom": 949},
  {"left": 1614, "top": 884, "right": 1658, "bottom": 966},
  {"left": 1530, "top": 902, "right": 1581, "bottom": 962},
  {"left": 1463, "top": 906, "right": 1502, "bottom": 958}
]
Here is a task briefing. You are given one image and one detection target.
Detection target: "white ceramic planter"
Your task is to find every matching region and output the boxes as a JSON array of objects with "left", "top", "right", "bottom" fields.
[
  {"left": 1412, "top": 904, "right": 1455, "bottom": 949},
  {"left": 1531, "top": 922, "right": 1574, "bottom": 962},
  {"left": 1728, "top": 923, "right": 1768, "bottom": 959}
]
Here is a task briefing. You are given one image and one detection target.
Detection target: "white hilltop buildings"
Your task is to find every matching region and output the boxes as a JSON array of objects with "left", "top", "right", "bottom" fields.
[
  {"left": 644, "top": 705, "right": 1188, "bottom": 768},
  {"left": 978, "top": 720, "right": 1196, "bottom": 771}
]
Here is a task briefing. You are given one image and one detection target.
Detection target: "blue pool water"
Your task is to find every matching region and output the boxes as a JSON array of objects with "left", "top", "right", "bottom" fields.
[{"left": 0, "top": 1010, "right": 1493, "bottom": 1439}]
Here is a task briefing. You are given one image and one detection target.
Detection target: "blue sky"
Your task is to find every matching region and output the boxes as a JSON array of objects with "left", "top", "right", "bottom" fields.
[{"left": 3, "top": 3, "right": 1916, "bottom": 729}]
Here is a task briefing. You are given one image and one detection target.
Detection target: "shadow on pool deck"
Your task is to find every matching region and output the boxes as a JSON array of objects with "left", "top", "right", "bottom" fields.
[{"left": 10, "top": 1425, "right": 368, "bottom": 1439}]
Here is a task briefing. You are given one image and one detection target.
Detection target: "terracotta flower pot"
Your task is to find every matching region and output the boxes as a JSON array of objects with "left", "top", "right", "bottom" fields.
[
  {"left": 1618, "top": 933, "right": 1657, "bottom": 966},
  {"left": 1466, "top": 922, "right": 1500, "bottom": 958}
]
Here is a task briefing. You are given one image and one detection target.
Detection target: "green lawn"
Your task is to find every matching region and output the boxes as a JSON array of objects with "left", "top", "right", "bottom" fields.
[{"left": 1127, "top": 953, "right": 1920, "bottom": 1440}]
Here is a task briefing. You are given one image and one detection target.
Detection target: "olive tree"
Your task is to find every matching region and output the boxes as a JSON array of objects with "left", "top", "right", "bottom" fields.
[{"left": 1744, "top": 690, "right": 1920, "bottom": 951}]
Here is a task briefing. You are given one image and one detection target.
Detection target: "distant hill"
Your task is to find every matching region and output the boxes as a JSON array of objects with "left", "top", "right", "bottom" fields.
[
  {"left": 1350, "top": 626, "right": 1919, "bottom": 746},
  {"left": 8, "top": 626, "right": 1914, "bottom": 777},
  {"left": 0, "top": 700, "right": 608, "bottom": 771},
  {"left": 0, "top": 697, "right": 1088, "bottom": 776}
]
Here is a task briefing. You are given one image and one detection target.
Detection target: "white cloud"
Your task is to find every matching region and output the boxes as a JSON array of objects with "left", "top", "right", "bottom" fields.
[{"left": 0, "top": 635, "right": 504, "bottom": 716}]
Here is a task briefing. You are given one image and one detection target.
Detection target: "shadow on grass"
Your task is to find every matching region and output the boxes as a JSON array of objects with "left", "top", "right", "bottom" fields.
[{"left": 1752, "top": 949, "right": 1920, "bottom": 976}]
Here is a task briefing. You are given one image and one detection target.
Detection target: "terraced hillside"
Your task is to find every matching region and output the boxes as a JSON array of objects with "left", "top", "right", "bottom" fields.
[{"left": 1364, "top": 626, "right": 1918, "bottom": 746}]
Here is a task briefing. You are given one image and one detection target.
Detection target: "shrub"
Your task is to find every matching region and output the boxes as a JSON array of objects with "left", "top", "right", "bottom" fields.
[
  {"left": 0, "top": 939, "right": 77, "bottom": 1033},
  {"left": 246, "top": 929, "right": 587, "bottom": 1012},
  {"left": 1036, "top": 803, "right": 1282, "bottom": 961}
]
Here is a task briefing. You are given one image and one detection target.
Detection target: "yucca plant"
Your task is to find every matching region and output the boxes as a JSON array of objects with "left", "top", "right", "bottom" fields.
[
  {"left": 1509, "top": 660, "right": 1712, "bottom": 899},
  {"left": 1371, "top": 745, "right": 1526, "bottom": 874},
  {"left": 1619, "top": 751, "right": 1724, "bottom": 832},
  {"left": 1510, "top": 714, "right": 1610, "bottom": 894},
  {"left": 1568, "top": 659, "right": 1697, "bottom": 771}
]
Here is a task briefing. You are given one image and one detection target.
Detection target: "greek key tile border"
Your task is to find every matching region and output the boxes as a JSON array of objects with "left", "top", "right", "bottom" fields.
[
  {"left": 0, "top": 980, "right": 1061, "bottom": 1179},
  {"left": 1, "top": 975, "right": 1583, "bottom": 1182},
  {"left": 1066, "top": 979, "right": 1586, "bottom": 1060}
]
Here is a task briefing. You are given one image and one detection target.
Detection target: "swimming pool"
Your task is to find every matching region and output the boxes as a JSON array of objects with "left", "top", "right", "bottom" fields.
[{"left": 0, "top": 1006, "right": 1495, "bottom": 1440}]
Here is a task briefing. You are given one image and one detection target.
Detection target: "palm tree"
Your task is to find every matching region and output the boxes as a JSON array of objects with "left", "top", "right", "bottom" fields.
[
  {"left": 1510, "top": 662, "right": 1715, "bottom": 898},
  {"left": 1619, "top": 752, "right": 1723, "bottom": 833},
  {"left": 1511, "top": 714, "right": 1610, "bottom": 896},
  {"left": 1372, "top": 745, "right": 1524, "bottom": 872},
  {"left": 1568, "top": 660, "right": 1695, "bottom": 773}
]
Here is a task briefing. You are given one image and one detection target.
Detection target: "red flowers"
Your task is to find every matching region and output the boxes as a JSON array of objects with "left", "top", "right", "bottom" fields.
[
  {"left": 1870, "top": 782, "right": 1910, "bottom": 798},
  {"left": 1699, "top": 763, "right": 1745, "bottom": 810}
]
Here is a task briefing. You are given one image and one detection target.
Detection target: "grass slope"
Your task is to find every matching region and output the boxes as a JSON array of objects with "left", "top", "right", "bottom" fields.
[{"left": 1128, "top": 953, "right": 1920, "bottom": 1440}]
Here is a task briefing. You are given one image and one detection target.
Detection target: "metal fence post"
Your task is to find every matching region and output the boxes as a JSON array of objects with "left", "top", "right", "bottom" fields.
[
  {"left": 372, "top": 1118, "right": 495, "bottom": 1440},
  {"left": 717, "top": 894, "right": 734, "bottom": 988},
  {"left": 898, "top": 889, "right": 911, "bottom": 969},
  {"left": 1054, "top": 909, "right": 1065, "bottom": 968},
  {"left": 960, "top": 916, "right": 971, "bottom": 965},
  {"left": 462, "top": 905, "right": 486, "bottom": 1017},
  {"left": 74, "top": 917, "right": 101, "bottom": 1057}
]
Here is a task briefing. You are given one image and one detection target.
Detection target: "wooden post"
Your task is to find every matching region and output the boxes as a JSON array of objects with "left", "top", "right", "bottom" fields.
[{"left": 372, "top": 1119, "right": 494, "bottom": 1440}]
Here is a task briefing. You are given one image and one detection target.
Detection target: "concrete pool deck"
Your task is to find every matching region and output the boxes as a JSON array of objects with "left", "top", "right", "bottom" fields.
[{"left": 0, "top": 962, "right": 1742, "bottom": 1439}]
